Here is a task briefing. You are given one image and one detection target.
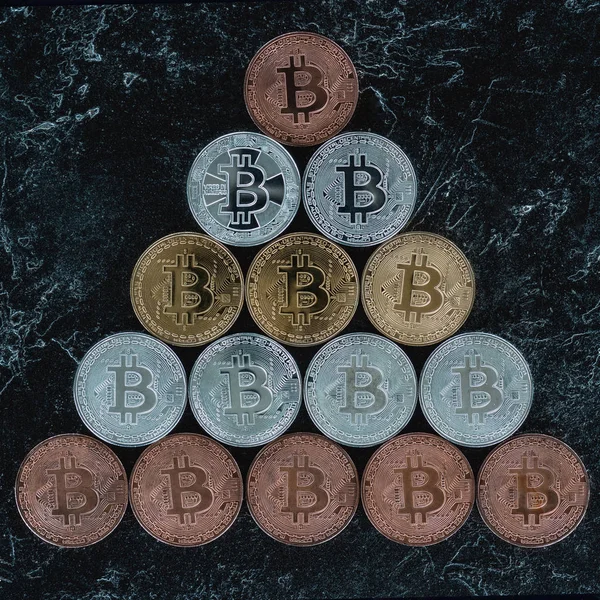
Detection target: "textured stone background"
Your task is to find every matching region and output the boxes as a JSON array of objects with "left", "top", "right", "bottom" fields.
[{"left": 1, "top": 1, "right": 598, "bottom": 598}]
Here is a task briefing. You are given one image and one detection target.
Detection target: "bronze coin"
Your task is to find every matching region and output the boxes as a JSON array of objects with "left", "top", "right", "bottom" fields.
[
  {"left": 244, "top": 32, "right": 359, "bottom": 147},
  {"left": 362, "top": 433, "right": 474, "bottom": 546},
  {"left": 130, "top": 232, "right": 244, "bottom": 347},
  {"left": 246, "top": 232, "right": 359, "bottom": 346},
  {"left": 477, "top": 434, "right": 589, "bottom": 547},
  {"left": 15, "top": 434, "right": 128, "bottom": 547},
  {"left": 130, "top": 433, "right": 243, "bottom": 546},
  {"left": 247, "top": 432, "right": 359, "bottom": 546}
]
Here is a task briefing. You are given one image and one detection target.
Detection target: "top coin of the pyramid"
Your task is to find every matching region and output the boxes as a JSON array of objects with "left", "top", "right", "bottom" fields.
[{"left": 244, "top": 32, "right": 359, "bottom": 147}]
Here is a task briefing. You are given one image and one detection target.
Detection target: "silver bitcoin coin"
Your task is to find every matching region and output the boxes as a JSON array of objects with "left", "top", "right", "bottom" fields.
[
  {"left": 189, "top": 333, "right": 302, "bottom": 447},
  {"left": 304, "top": 333, "right": 417, "bottom": 447},
  {"left": 419, "top": 332, "right": 533, "bottom": 447},
  {"left": 303, "top": 132, "right": 417, "bottom": 246},
  {"left": 187, "top": 132, "right": 300, "bottom": 246},
  {"left": 74, "top": 332, "right": 187, "bottom": 447}
]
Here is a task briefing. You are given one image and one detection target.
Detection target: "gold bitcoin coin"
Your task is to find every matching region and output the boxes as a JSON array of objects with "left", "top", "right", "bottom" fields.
[
  {"left": 131, "top": 232, "right": 244, "bottom": 346},
  {"left": 246, "top": 232, "right": 359, "bottom": 346},
  {"left": 362, "top": 232, "right": 475, "bottom": 346}
]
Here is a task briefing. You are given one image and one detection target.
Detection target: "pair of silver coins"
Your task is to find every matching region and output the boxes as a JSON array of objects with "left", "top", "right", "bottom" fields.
[{"left": 187, "top": 131, "right": 417, "bottom": 247}]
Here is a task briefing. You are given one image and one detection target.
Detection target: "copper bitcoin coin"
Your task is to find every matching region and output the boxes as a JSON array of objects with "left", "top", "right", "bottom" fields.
[
  {"left": 362, "top": 232, "right": 475, "bottom": 346},
  {"left": 246, "top": 232, "right": 359, "bottom": 346},
  {"left": 362, "top": 433, "right": 474, "bottom": 546},
  {"left": 477, "top": 434, "right": 589, "bottom": 547},
  {"left": 247, "top": 432, "right": 359, "bottom": 546},
  {"left": 131, "top": 232, "right": 244, "bottom": 346},
  {"left": 244, "top": 32, "right": 359, "bottom": 147},
  {"left": 15, "top": 434, "right": 128, "bottom": 547},
  {"left": 130, "top": 433, "right": 243, "bottom": 546}
]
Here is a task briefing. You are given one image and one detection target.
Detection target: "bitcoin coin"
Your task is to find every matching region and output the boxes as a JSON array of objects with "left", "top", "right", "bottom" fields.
[
  {"left": 246, "top": 232, "right": 359, "bottom": 346},
  {"left": 362, "top": 232, "right": 475, "bottom": 345},
  {"left": 130, "top": 433, "right": 242, "bottom": 546},
  {"left": 303, "top": 132, "right": 417, "bottom": 246},
  {"left": 247, "top": 432, "right": 358, "bottom": 546},
  {"left": 189, "top": 333, "right": 301, "bottom": 447},
  {"left": 15, "top": 434, "right": 127, "bottom": 547},
  {"left": 244, "top": 32, "right": 358, "bottom": 147},
  {"left": 420, "top": 332, "right": 533, "bottom": 447},
  {"left": 131, "top": 232, "right": 243, "bottom": 346},
  {"left": 304, "top": 333, "right": 417, "bottom": 447},
  {"left": 187, "top": 132, "right": 300, "bottom": 246},
  {"left": 362, "top": 433, "right": 474, "bottom": 546},
  {"left": 478, "top": 434, "right": 589, "bottom": 547},
  {"left": 74, "top": 332, "right": 187, "bottom": 447}
]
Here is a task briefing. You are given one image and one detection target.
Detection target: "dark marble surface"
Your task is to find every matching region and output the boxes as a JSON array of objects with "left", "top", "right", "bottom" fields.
[{"left": 1, "top": 1, "right": 599, "bottom": 598}]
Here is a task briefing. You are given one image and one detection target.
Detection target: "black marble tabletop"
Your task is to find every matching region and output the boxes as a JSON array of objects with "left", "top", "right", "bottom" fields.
[{"left": 1, "top": 1, "right": 598, "bottom": 598}]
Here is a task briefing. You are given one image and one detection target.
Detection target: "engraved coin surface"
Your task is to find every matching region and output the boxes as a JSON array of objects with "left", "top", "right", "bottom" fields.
[
  {"left": 187, "top": 132, "right": 300, "bottom": 246},
  {"left": 477, "top": 434, "right": 589, "bottom": 547},
  {"left": 420, "top": 333, "right": 533, "bottom": 447},
  {"left": 247, "top": 432, "right": 359, "bottom": 545},
  {"left": 131, "top": 232, "right": 244, "bottom": 346},
  {"left": 189, "top": 333, "right": 302, "bottom": 447},
  {"left": 362, "top": 433, "right": 474, "bottom": 546},
  {"left": 130, "top": 433, "right": 243, "bottom": 546},
  {"left": 15, "top": 434, "right": 128, "bottom": 547},
  {"left": 246, "top": 232, "right": 359, "bottom": 346},
  {"left": 303, "top": 132, "right": 417, "bottom": 246},
  {"left": 305, "top": 333, "right": 417, "bottom": 447},
  {"left": 244, "top": 32, "right": 358, "bottom": 147},
  {"left": 74, "top": 332, "right": 187, "bottom": 447},
  {"left": 362, "top": 232, "right": 475, "bottom": 346}
]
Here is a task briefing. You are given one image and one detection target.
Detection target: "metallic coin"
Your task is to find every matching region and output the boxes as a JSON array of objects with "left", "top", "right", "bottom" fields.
[
  {"left": 420, "top": 333, "right": 533, "bottom": 448},
  {"left": 130, "top": 232, "right": 244, "bottom": 346},
  {"left": 362, "top": 433, "right": 474, "bottom": 546},
  {"left": 246, "top": 232, "right": 359, "bottom": 346},
  {"left": 189, "top": 333, "right": 302, "bottom": 447},
  {"left": 304, "top": 333, "right": 417, "bottom": 447},
  {"left": 187, "top": 132, "right": 300, "bottom": 247},
  {"left": 130, "top": 433, "right": 243, "bottom": 547},
  {"left": 74, "top": 332, "right": 187, "bottom": 447},
  {"left": 477, "top": 434, "right": 589, "bottom": 547},
  {"left": 247, "top": 432, "right": 359, "bottom": 546},
  {"left": 244, "top": 32, "right": 358, "bottom": 147},
  {"left": 362, "top": 232, "right": 475, "bottom": 346},
  {"left": 15, "top": 434, "right": 128, "bottom": 547},
  {"left": 303, "top": 132, "right": 417, "bottom": 246}
]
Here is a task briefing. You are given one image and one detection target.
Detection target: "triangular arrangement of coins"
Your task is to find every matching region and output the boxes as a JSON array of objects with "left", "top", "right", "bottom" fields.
[{"left": 16, "top": 32, "right": 589, "bottom": 550}]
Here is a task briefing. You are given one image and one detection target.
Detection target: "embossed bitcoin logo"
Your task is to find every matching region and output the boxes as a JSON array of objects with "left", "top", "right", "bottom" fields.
[
  {"left": 337, "top": 354, "right": 388, "bottom": 425},
  {"left": 278, "top": 252, "right": 330, "bottom": 326},
  {"left": 163, "top": 253, "right": 214, "bottom": 325},
  {"left": 107, "top": 354, "right": 157, "bottom": 424},
  {"left": 452, "top": 352, "right": 503, "bottom": 424},
  {"left": 46, "top": 457, "right": 99, "bottom": 526},
  {"left": 509, "top": 455, "right": 559, "bottom": 526},
  {"left": 220, "top": 352, "right": 273, "bottom": 425},
  {"left": 336, "top": 154, "right": 387, "bottom": 224},
  {"left": 276, "top": 54, "right": 328, "bottom": 123},
  {"left": 393, "top": 252, "right": 444, "bottom": 323},
  {"left": 280, "top": 455, "right": 329, "bottom": 523},
  {"left": 161, "top": 455, "right": 214, "bottom": 525},
  {"left": 394, "top": 454, "right": 445, "bottom": 524}
]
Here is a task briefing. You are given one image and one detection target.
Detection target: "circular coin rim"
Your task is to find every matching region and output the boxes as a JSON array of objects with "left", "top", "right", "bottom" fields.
[
  {"left": 302, "top": 131, "right": 418, "bottom": 247},
  {"left": 304, "top": 331, "right": 418, "bottom": 447},
  {"left": 419, "top": 331, "right": 534, "bottom": 448},
  {"left": 186, "top": 131, "right": 301, "bottom": 247},
  {"left": 129, "top": 432, "right": 243, "bottom": 547},
  {"left": 246, "top": 431, "right": 359, "bottom": 546},
  {"left": 361, "top": 231, "right": 476, "bottom": 346},
  {"left": 15, "top": 433, "right": 128, "bottom": 548},
  {"left": 189, "top": 332, "right": 303, "bottom": 447}
]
